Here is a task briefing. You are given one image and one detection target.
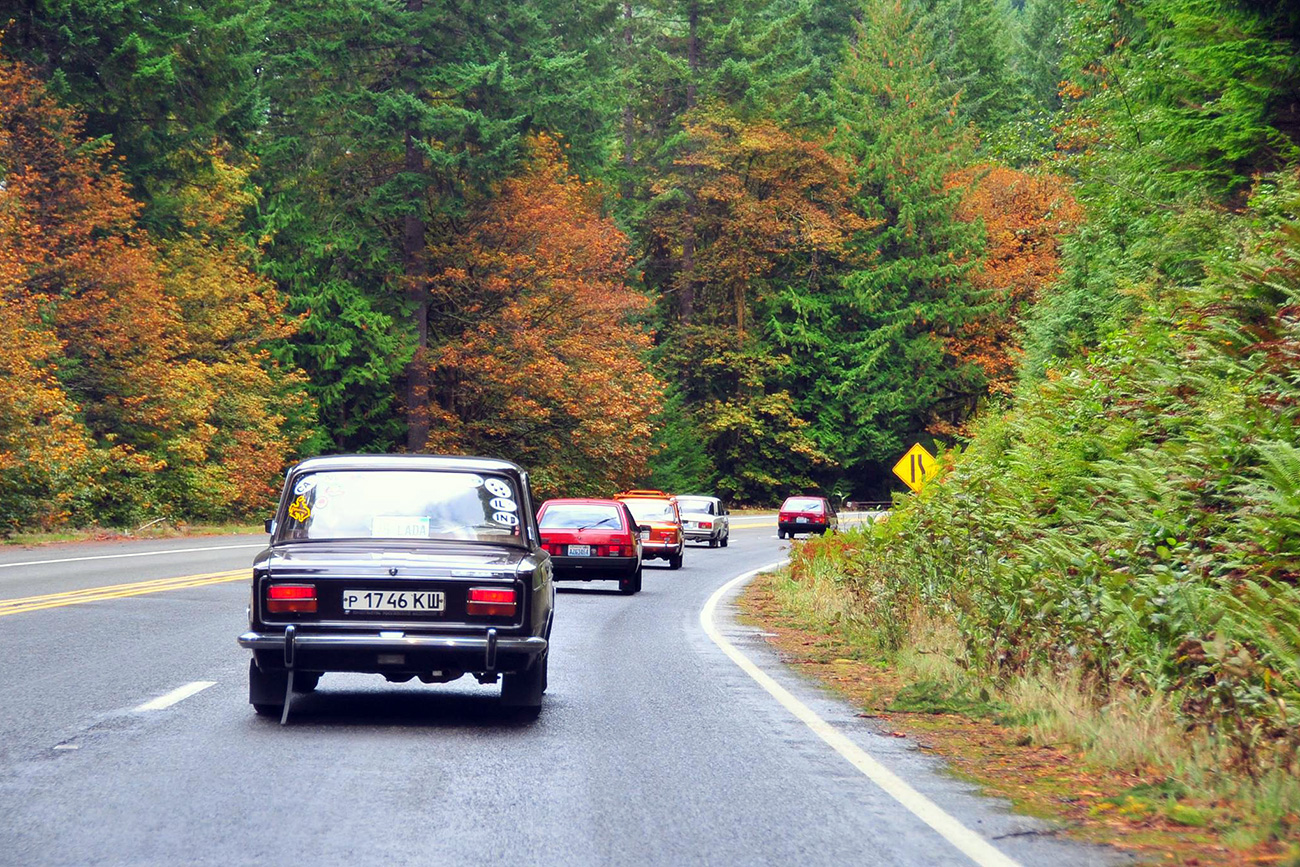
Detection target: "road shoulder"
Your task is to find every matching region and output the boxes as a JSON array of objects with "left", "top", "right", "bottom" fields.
[
  {"left": 737, "top": 567, "right": 1296, "bottom": 867},
  {"left": 706, "top": 562, "right": 1129, "bottom": 867}
]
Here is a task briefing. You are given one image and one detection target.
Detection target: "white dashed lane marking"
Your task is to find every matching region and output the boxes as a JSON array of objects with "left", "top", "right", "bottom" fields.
[{"left": 134, "top": 681, "right": 217, "bottom": 712}]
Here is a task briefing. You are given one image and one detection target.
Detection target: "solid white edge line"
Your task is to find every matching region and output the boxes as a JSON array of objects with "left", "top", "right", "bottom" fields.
[
  {"left": 0, "top": 543, "right": 264, "bottom": 570},
  {"left": 701, "top": 562, "right": 1024, "bottom": 867},
  {"left": 134, "top": 681, "right": 218, "bottom": 712}
]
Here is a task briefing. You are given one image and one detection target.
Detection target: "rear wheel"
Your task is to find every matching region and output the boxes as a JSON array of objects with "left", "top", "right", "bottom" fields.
[
  {"left": 293, "top": 672, "right": 322, "bottom": 693},
  {"left": 708, "top": 538, "right": 718, "bottom": 548},
  {"left": 632, "top": 567, "right": 643, "bottom": 594},
  {"left": 721, "top": 533, "right": 729, "bottom": 548},
  {"left": 619, "top": 574, "right": 636, "bottom": 595},
  {"left": 778, "top": 530, "right": 786, "bottom": 540},
  {"left": 668, "top": 548, "right": 683, "bottom": 570}
]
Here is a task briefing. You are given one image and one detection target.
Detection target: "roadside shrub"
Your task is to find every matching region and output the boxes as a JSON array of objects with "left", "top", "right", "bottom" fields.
[{"left": 798, "top": 175, "right": 1300, "bottom": 782}]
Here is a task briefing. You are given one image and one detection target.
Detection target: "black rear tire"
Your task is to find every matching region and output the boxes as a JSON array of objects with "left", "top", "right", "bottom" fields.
[
  {"left": 293, "top": 672, "right": 322, "bottom": 693},
  {"left": 778, "top": 530, "right": 786, "bottom": 540},
  {"left": 668, "top": 549, "right": 683, "bottom": 570},
  {"left": 619, "top": 575, "right": 636, "bottom": 595},
  {"left": 252, "top": 703, "right": 280, "bottom": 717},
  {"left": 721, "top": 534, "right": 729, "bottom": 548},
  {"left": 632, "top": 567, "right": 643, "bottom": 594},
  {"left": 708, "top": 538, "right": 718, "bottom": 548}
]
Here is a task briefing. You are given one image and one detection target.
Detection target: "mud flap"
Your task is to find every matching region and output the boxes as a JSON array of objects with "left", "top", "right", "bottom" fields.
[{"left": 280, "top": 625, "right": 297, "bottom": 725}]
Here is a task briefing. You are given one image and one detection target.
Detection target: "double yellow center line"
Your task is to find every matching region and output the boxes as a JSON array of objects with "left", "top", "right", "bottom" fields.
[{"left": 0, "top": 569, "right": 247, "bottom": 618}]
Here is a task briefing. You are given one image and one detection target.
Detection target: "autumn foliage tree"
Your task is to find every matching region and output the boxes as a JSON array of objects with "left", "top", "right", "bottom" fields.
[
  {"left": 645, "top": 108, "right": 869, "bottom": 502},
  {"left": 0, "top": 55, "right": 310, "bottom": 529},
  {"left": 945, "top": 164, "right": 1081, "bottom": 403},
  {"left": 424, "top": 135, "right": 661, "bottom": 497}
]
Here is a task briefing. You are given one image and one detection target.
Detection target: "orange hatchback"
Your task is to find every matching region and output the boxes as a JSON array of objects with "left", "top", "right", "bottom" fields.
[{"left": 613, "top": 490, "right": 685, "bottom": 570}]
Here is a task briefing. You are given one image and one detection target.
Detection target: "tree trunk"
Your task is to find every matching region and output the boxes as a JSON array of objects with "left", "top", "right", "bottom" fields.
[
  {"left": 686, "top": 3, "right": 699, "bottom": 109},
  {"left": 621, "top": 1, "right": 634, "bottom": 202},
  {"left": 680, "top": 1, "right": 700, "bottom": 323},
  {"left": 403, "top": 128, "right": 430, "bottom": 452},
  {"left": 402, "top": 0, "right": 429, "bottom": 452}
]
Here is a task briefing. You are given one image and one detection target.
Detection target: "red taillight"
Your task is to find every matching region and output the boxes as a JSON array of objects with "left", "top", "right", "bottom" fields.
[
  {"left": 467, "top": 586, "right": 517, "bottom": 618},
  {"left": 699, "top": 521, "right": 712, "bottom": 529},
  {"left": 267, "top": 583, "right": 317, "bottom": 613},
  {"left": 810, "top": 514, "right": 825, "bottom": 523},
  {"left": 541, "top": 542, "right": 559, "bottom": 555},
  {"left": 599, "top": 537, "right": 635, "bottom": 557}
]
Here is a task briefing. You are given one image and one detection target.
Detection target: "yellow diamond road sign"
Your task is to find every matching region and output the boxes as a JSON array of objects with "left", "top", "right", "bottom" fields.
[{"left": 892, "top": 443, "right": 937, "bottom": 493}]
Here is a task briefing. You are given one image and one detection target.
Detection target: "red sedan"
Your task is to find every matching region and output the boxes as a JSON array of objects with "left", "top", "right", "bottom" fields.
[
  {"left": 777, "top": 495, "right": 839, "bottom": 539},
  {"left": 537, "top": 498, "right": 644, "bottom": 595}
]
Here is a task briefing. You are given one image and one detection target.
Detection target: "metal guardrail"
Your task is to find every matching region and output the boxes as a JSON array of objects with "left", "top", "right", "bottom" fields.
[{"left": 843, "top": 501, "right": 892, "bottom": 512}]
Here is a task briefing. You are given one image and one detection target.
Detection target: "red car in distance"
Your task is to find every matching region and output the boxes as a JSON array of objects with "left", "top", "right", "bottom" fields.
[
  {"left": 777, "top": 495, "right": 839, "bottom": 539},
  {"left": 537, "top": 498, "right": 644, "bottom": 595}
]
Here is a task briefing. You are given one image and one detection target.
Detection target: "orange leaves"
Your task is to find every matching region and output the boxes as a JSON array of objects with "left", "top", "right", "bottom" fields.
[
  {"left": 425, "top": 134, "right": 661, "bottom": 496},
  {"left": 650, "top": 107, "right": 873, "bottom": 330},
  {"left": 0, "top": 53, "right": 309, "bottom": 525},
  {"left": 944, "top": 164, "right": 1082, "bottom": 397}
]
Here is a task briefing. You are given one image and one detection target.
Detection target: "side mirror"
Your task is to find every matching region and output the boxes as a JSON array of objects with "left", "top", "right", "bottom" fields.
[{"left": 264, "top": 518, "right": 276, "bottom": 534}]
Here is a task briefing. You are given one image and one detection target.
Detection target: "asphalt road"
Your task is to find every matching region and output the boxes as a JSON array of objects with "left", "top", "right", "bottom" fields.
[{"left": 0, "top": 520, "right": 1125, "bottom": 866}]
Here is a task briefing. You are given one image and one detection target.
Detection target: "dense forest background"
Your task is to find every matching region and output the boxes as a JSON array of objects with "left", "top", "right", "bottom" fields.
[{"left": 1, "top": 0, "right": 1298, "bottom": 528}]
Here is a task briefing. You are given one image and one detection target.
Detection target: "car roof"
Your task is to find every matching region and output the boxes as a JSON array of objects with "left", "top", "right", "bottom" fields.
[
  {"left": 290, "top": 454, "right": 525, "bottom": 475},
  {"left": 676, "top": 494, "right": 719, "bottom": 502},
  {"left": 540, "top": 498, "right": 627, "bottom": 507}
]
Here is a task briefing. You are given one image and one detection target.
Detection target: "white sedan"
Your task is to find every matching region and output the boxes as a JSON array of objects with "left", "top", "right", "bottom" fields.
[{"left": 675, "top": 495, "right": 730, "bottom": 548}]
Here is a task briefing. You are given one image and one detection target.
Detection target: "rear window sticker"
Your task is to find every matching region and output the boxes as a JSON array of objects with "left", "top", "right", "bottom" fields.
[{"left": 287, "top": 495, "right": 311, "bottom": 523}]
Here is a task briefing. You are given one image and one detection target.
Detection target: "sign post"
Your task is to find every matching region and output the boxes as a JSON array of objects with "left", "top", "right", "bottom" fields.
[{"left": 891, "top": 443, "right": 937, "bottom": 493}]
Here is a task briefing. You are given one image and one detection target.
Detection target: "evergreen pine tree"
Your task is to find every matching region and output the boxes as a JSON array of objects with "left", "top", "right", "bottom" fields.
[{"left": 827, "top": 0, "right": 986, "bottom": 478}]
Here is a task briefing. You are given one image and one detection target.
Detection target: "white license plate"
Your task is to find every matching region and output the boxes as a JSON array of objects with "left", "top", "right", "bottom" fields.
[
  {"left": 567, "top": 544, "right": 591, "bottom": 557},
  {"left": 342, "top": 590, "right": 445, "bottom": 613},
  {"left": 796, "top": 517, "right": 809, "bottom": 524}
]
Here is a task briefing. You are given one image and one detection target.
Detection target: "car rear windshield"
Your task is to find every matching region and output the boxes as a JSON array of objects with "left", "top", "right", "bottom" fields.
[
  {"left": 540, "top": 504, "right": 625, "bottom": 531},
  {"left": 622, "top": 498, "right": 677, "bottom": 523},
  {"left": 280, "top": 470, "right": 524, "bottom": 544},
  {"left": 782, "top": 497, "right": 824, "bottom": 512},
  {"left": 676, "top": 497, "right": 716, "bottom": 515}
]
